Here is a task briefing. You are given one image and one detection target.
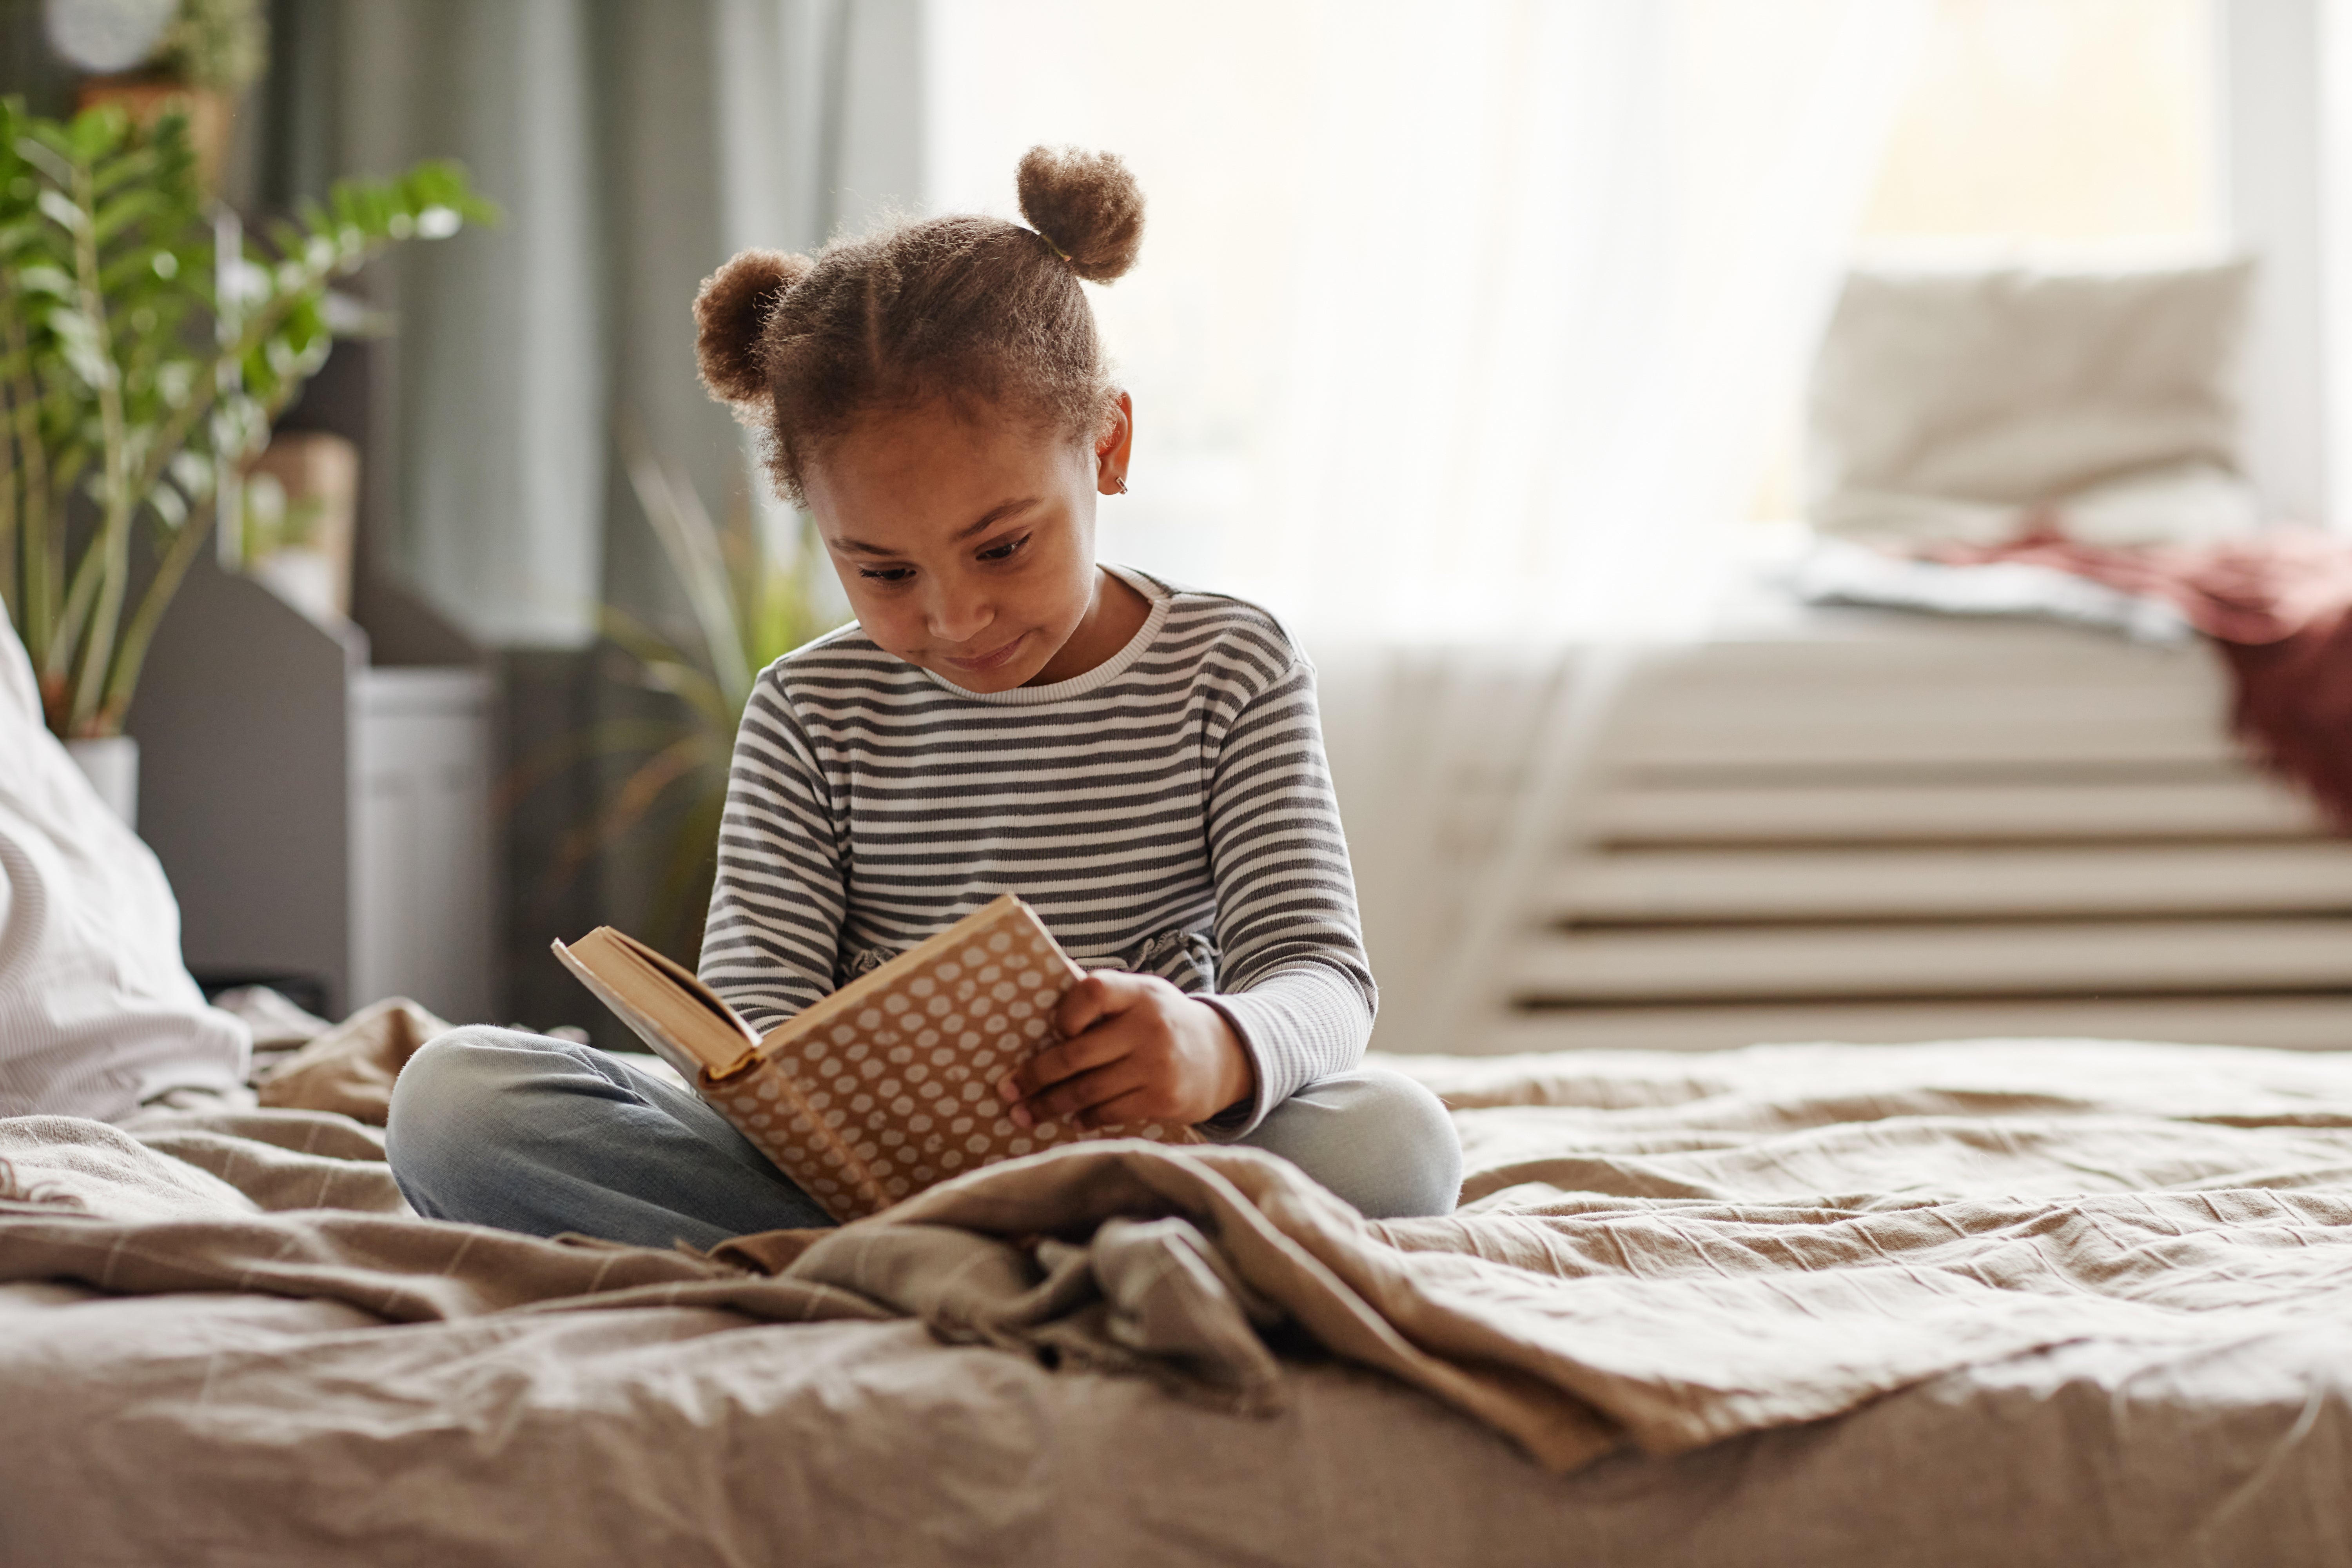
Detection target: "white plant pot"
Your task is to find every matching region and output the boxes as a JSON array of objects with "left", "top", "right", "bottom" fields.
[{"left": 65, "top": 735, "right": 140, "bottom": 831}]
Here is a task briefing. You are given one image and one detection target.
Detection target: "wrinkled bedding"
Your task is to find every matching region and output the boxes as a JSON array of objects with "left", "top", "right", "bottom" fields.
[{"left": 8, "top": 1038, "right": 2352, "bottom": 1566}]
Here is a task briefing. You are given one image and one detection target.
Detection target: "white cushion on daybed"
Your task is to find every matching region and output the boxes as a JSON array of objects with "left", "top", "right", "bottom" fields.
[
  {"left": 1807, "top": 258, "right": 2259, "bottom": 546},
  {"left": 0, "top": 613, "right": 247, "bottom": 1121}
]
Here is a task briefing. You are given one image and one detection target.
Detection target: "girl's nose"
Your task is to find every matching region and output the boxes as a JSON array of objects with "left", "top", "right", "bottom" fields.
[{"left": 926, "top": 590, "right": 993, "bottom": 645}]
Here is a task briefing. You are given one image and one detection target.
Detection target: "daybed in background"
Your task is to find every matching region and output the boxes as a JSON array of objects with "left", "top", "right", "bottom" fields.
[
  {"left": 1508, "top": 599, "right": 2352, "bottom": 1051},
  {"left": 1405, "top": 254, "right": 2352, "bottom": 1059}
]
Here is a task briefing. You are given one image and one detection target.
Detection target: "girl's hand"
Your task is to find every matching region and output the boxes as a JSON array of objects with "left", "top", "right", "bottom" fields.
[{"left": 995, "top": 972, "right": 1256, "bottom": 1131}]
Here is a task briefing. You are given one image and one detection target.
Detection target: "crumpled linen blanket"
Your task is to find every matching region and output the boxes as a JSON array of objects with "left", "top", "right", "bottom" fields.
[
  {"left": 251, "top": 996, "right": 452, "bottom": 1122},
  {"left": 13, "top": 1036, "right": 2352, "bottom": 1473}
]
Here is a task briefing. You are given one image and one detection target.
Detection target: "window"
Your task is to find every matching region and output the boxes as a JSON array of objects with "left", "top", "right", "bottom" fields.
[
  {"left": 1748, "top": 0, "right": 2222, "bottom": 524},
  {"left": 1860, "top": 0, "right": 2219, "bottom": 249}
]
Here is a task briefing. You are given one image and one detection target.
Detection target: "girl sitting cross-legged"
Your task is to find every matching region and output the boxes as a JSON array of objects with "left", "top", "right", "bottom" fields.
[{"left": 387, "top": 147, "right": 1463, "bottom": 1251}]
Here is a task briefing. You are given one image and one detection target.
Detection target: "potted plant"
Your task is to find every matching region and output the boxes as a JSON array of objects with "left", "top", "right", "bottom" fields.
[
  {"left": 0, "top": 97, "right": 491, "bottom": 817},
  {"left": 62, "top": 0, "right": 269, "bottom": 191},
  {"left": 517, "top": 419, "right": 843, "bottom": 963}
]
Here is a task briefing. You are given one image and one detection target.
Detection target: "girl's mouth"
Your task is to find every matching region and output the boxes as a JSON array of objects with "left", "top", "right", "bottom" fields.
[{"left": 945, "top": 633, "right": 1027, "bottom": 674}]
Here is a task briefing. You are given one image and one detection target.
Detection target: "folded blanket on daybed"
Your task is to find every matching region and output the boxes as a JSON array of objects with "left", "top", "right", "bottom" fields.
[
  {"left": 10, "top": 1037, "right": 2352, "bottom": 1474},
  {"left": 1934, "top": 526, "right": 2352, "bottom": 827}
]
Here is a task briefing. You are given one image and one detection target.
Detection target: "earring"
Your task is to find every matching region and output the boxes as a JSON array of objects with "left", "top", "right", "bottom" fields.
[{"left": 1112, "top": 474, "right": 1128, "bottom": 495}]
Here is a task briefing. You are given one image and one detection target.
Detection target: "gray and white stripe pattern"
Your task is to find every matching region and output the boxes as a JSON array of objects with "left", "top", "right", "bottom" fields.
[{"left": 698, "top": 568, "right": 1375, "bottom": 1132}]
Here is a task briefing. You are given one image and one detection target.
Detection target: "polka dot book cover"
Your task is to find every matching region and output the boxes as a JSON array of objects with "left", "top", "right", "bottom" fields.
[{"left": 553, "top": 895, "right": 1201, "bottom": 1222}]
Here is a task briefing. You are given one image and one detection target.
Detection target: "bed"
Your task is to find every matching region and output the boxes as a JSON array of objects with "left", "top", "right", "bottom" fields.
[{"left": 7, "top": 1030, "right": 2352, "bottom": 1566}]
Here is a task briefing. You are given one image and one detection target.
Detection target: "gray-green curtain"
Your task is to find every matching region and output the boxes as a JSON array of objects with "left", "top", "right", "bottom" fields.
[
  {"left": 254, "top": 0, "right": 924, "bottom": 1027},
  {"left": 261, "top": 0, "right": 924, "bottom": 646}
]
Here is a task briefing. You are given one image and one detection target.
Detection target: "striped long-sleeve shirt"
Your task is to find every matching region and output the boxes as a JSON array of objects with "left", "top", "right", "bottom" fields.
[{"left": 697, "top": 566, "right": 1375, "bottom": 1133}]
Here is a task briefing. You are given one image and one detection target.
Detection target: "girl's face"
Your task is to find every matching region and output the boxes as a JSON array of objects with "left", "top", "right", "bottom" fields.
[{"left": 802, "top": 393, "right": 1138, "bottom": 693}]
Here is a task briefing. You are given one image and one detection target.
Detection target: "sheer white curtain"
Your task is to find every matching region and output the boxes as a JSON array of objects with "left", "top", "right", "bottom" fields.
[
  {"left": 932, "top": 0, "right": 1922, "bottom": 641},
  {"left": 1267, "top": 1, "right": 1924, "bottom": 640},
  {"left": 935, "top": 1, "right": 1925, "bottom": 1047},
  {"left": 933, "top": 2, "right": 1923, "bottom": 1049},
  {"left": 1283, "top": 1, "right": 1927, "bottom": 1049}
]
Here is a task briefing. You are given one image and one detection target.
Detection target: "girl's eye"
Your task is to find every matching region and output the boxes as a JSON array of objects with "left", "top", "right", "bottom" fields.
[
  {"left": 976, "top": 532, "right": 1031, "bottom": 564},
  {"left": 857, "top": 564, "right": 915, "bottom": 584}
]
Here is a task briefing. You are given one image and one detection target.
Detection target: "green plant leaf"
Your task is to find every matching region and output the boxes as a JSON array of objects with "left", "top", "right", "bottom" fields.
[
  {"left": 14, "top": 131, "right": 74, "bottom": 185},
  {"left": 4, "top": 97, "right": 495, "bottom": 738},
  {"left": 166, "top": 448, "right": 211, "bottom": 498},
  {"left": 152, "top": 359, "right": 194, "bottom": 407},
  {"left": 145, "top": 478, "right": 186, "bottom": 528},
  {"left": 45, "top": 309, "right": 113, "bottom": 391},
  {"left": 14, "top": 264, "right": 71, "bottom": 298},
  {"left": 34, "top": 188, "right": 85, "bottom": 236},
  {"left": 89, "top": 147, "right": 156, "bottom": 198},
  {"left": 91, "top": 187, "right": 161, "bottom": 246},
  {"left": 65, "top": 105, "right": 127, "bottom": 161}
]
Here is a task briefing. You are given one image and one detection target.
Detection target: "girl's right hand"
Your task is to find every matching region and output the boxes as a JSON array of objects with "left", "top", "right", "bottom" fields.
[{"left": 994, "top": 971, "right": 1256, "bottom": 1130}]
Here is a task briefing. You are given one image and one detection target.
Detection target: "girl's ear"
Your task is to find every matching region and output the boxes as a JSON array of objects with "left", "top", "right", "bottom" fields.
[{"left": 1094, "top": 390, "right": 1135, "bottom": 496}]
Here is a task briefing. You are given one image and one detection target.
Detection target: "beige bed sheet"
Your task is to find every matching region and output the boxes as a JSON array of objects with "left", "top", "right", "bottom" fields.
[{"left": 7, "top": 1037, "right": 2352, "bottom": 1565}]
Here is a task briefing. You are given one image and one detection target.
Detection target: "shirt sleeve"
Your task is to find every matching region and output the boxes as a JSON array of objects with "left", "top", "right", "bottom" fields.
[
  {"left": 1197, "top": 655, "right": 1378, "bottom": 1135},
  {"left": 697, "top": 674, "right": 846, "bottom": 1033}
]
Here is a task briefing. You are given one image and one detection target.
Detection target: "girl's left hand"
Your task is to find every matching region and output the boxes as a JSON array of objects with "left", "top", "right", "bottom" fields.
[{"left": 995, "top": 971, "right": 1256, "bottom": 1130}]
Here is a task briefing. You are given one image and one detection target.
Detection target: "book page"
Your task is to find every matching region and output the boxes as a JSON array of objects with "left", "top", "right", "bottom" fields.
[
  {"left": 552, "top": 931, "right": 756, "bottom": 1079},
  {"left": 610, "top": 931, "right": 750, "bottom": 1042}
]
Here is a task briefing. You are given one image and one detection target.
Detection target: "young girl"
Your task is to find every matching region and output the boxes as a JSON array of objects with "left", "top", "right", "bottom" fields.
[{"left": 387, "top": 147, "right": 1462, "bottom": 1250}]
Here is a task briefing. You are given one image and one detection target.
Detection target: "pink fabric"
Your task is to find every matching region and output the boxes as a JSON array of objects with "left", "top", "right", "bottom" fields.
[{"left": 1933, "top": 525, "right": 2352, "bottom": 830}]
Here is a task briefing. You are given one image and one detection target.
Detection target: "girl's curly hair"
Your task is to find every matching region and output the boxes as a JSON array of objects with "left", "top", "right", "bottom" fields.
[{"left": 694, "top": 145, "right": 1145, "bottom": 505}]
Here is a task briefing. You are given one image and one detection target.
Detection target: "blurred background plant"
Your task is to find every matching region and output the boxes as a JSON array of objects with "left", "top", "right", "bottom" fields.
[
  {"left": 516, "top": 416, "right": 844, "bottom": 964},
  {"left": 42, "top": 0, "right": 267, "bottom": 188},
  {"left": 0, "top": 93, "right": 493, "bottom": 737},
  {"left": 149, "top": 0, "right": 264, "bottom": 95},
  {"left": 235, "top": 465, "right": 321, "bottom": 558}
]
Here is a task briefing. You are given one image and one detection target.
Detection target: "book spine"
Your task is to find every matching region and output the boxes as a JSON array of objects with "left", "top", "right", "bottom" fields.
[{"left": 701, "top": 1058, "right": 893, "bottom": 1221}]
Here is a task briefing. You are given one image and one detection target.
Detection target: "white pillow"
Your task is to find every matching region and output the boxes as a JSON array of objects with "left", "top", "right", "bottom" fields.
[
  {"left": 1807, "top": 259, "right": 2257, "bottom": 547},
  {"left": 0, "top": 614, "right": 249, "bottom": 1122}
]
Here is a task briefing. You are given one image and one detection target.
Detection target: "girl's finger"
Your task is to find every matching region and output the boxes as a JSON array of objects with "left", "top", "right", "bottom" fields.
[
  {"left": 1000, "top": 1016, "right": 1133, "bottom": 1103},
  {"left": 1015, "top": 1058, "right": 1149, "bottom": 1129},
  {"left": 1054, "top": 970, "right": 1149, "bottom": 1039}
]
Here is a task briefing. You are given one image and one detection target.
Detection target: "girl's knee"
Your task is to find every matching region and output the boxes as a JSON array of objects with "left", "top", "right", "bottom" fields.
[
  {"left": 1253, "top": 1066, "right": 1463, "bottom": 1220},
  {"left": 392, "top": 1027, "right": 515, "bottom": 1127},
  {"left": 1344, "top": 1068, "right": 1463, "bottom": 1216},
  {"left": 385, "top": 1027, "right": 563, "bottom": 1190}
]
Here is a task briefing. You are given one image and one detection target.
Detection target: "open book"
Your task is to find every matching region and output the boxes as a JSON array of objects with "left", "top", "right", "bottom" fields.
[{"left": 554, "top": 894, "right": 1201, "bottom": 1223}]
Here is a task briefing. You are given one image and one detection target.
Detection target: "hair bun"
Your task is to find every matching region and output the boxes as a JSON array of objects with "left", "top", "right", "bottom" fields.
[
  {"left": 695, "top": 249, "right": 814, "bottom": 403},
  {"left": 1015, "top": 146, "right": 1144, "bottom": 284}
]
